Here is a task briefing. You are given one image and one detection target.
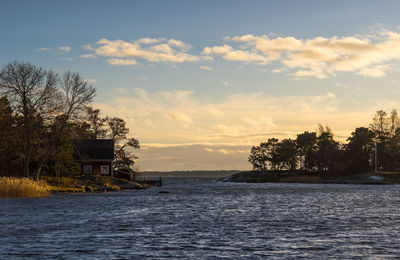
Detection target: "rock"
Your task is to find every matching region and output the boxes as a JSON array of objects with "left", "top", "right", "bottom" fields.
[
  {"left": 369, "top": 175, "right": 384, "bottom": 181},
  {"left": 84, "top": 185, "right": 94, "bottom": 192},
  {"left": 105, "top": 187, "right": 118, "bottom": 192}
]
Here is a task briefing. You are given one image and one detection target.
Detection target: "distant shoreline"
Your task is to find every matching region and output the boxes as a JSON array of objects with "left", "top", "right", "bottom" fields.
[
  {"left": 138, "top": 170, "right": 400, "bottom": 184},
  {"left": 138, "top": 170, "right": 241, "bottom": 178},
  {"left": 221, "top": 170, "right": 400, "bottom": 185}
]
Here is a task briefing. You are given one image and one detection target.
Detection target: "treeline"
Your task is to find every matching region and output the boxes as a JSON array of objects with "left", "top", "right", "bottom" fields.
[
  {"left": 0, "top": 61, "right": 139, "bottom": 179},
  {"left": 249, "top": 110, "right": 400, "bottom": 175}
]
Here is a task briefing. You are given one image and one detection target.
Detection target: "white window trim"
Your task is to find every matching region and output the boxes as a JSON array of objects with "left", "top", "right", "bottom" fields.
[
  {"left": 100, "top": 165, "right": 110, "bottom": 175},
  {"left": 84, "top": 165, "right": 92, "bottom": 174}
]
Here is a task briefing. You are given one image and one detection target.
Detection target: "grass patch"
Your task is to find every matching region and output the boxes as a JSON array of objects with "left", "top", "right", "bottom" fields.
[
  {"left": 47, "top": 186, "right": 85, "bottom": 193},
  {"left": 0, "top": 177, "right": 49, "bottom": 198},
  {"left": 44, "top": 175, "right": 123, "bottom": 192},
  {"left": 44, "top": 177, "right": 77, "bottom": 188}
]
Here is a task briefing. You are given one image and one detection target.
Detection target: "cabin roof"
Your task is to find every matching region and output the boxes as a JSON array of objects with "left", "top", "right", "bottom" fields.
[{"left": 73, "top": 139, "right": 114, "bottom": 161}]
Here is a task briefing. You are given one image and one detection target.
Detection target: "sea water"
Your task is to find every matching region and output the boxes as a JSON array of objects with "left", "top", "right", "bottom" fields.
[{"left": 1, "top": 178, "right": 400, "bottom": 259}]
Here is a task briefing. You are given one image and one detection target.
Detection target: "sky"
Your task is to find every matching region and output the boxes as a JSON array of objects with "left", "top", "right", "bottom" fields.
[{"left": 2, "top": 0, "right": 400, "bottom": 171}]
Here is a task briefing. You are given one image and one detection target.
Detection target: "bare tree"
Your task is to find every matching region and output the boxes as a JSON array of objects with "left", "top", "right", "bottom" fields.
[
  {"left": 0, "top": 62, "right": 96, "bottom": 179},
  {"left": 0, "top": 61, "right": 58, "bottom": 177},
  {"left": 34, "top": 72, "right": 96, "bottom": 179}
]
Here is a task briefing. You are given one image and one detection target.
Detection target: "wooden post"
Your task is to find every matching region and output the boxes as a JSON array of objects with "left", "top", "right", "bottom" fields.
[
  {"left": 111, "top": 161, "right": 114, "bottom": 178},
  {"left": 375, "top": 141, "right": 378, "bottom": 174}
]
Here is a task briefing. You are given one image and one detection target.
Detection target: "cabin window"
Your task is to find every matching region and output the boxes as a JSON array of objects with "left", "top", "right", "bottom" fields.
[
  {"left": 84, "top": 165, "right": 92, "bottom": 174},
  {"left": 100, "top": 165, "right": 109, "bottom": 175}
]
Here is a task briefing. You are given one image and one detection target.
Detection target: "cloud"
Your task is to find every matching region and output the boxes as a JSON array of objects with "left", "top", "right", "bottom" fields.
[
  {"left": 169, "top": 111, "right": 192, "bottom": 128},
  {"left": 202, "top": 44, "right": 270, "bottom": 64},
  {"left": 204, "top": 28, "right": 400, "bottom": 78},
  {"left": 37, "top": 46, "right": 71, "bottom": 53},
  {"left": 94, "top": 88, "right": 400, "bottom": 170},
  {"left": 82, "top": 44, "right": 94, "bottom": 50},
  {"left": 271, "top": 68, "right": 287, "bottom": 73},
  {"left": 220, "top": 80, "right": 229, "bottom": 86},
  {"left": 107, "top": 58, "right": 137, "bottom": 66},
  {"left": 291, "top": 67, "right": 328, "bottom": 79},
  {"left": 80, "top": 54, "right": 96, "bottom": 59},
  {"left": 357, "top": 65, "right": 387, "bottom": 77},
  {"left": 136, "top": 38, "right": 163, "bottom": 44},
  {"left": 58, "top": 46, "right": 71, "bottom": 52},
  {"left": 135, "top": 144, "right": 251, "bottom": 171},
  {"left": 326, "top": 92, "right": 336, "bottom": 99},
  {"left": 200, "top": 65, "right": 213, "bottom": 71},
  {"left": 95, "top": 88, "right": 396, "bottom": 146},
  {"left": 115, "top": 88, "right": 129, "bottom": 94},
  {"left": 84, "top": 37, "right": 199, "bottom": 65},
  {"left": 137, "top": 76, "right": 148, "bottom": 80}
]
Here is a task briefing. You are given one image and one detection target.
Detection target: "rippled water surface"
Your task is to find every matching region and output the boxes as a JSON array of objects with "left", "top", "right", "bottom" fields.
[{"left": 1, "top": 179, "right": 400, "bottom": 259}]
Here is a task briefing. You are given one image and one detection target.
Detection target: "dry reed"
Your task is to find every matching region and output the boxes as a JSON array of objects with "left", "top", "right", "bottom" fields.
[{"left": 0, "top": 177, "right": 49, "bottom": 198}]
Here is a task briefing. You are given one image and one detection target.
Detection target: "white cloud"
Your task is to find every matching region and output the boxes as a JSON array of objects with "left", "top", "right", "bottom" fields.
[
  {"left": 220, "top": 80, "right": 229, "bottom": 86},
  {"left": 200, "top": 65, "right": 213, "bottom": 71},
  {"left": 82, "top": 44, "right": 93, "bottom": 50},
  {"left": 37, "top": 46, "right": 71, "bottom": 53},
  {"left": 326, "top": 92, "right": 336, "bottom": 99},
  {"left": 137, "top": 76, "right": 148, "bottom": 80},
  {"left": 291, "top": 68, "right": 328, "bottom": 79},
  {"left": 204, "top": 28, "right": 400, "bottom": 78},
  {"left": 202, "top": 44, "right": 270, "bottom": 64},
  {"left": 169, "top": 111, "right": 193, "bottom": 128},
  {"left": 271, "top": 68, "right": 287, "bottom": 73},
  {"left": 137, "top": 38, "right": 163, "bottom": 44},
  {"left": 107, "top": 58, "right": 137, "bottom": 66},
  {"left": 58, "top": 46, "right": 71, "bottom": 52},
  {"left": 80, "top": 54, "right": 96, "bottom": 59},
  {"left": 357, "top": 66, "right": 387, "bottom": 77},
  {"left": 88, "top": 38, "right": 199, "bottom": 65}
]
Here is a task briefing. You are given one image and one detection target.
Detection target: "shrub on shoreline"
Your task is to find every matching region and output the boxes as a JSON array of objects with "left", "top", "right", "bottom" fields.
[{"left": 0, "top": 177, "right": 49, "bottom": 198}]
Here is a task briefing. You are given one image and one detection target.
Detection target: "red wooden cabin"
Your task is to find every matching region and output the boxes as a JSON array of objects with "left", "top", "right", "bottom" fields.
[{"left": 73, "top": 139, "right": 115, "bottom": 177}]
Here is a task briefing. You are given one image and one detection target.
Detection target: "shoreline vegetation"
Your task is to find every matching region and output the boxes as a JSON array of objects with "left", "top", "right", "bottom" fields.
[
  {"left": 222, "top": 170, "right": 400, "bottom": 184},
  {"left": 0, "top": 177, "right": 49, "bottom": 198},
  {"left": 0, "top": 175, "right": 147, "bottom": 199},
  {"left": 0, "top": 61, "right": 142, "bottom": 198},
  {"left": 248, "top": 111, "right": 400, "bottom": 179}
]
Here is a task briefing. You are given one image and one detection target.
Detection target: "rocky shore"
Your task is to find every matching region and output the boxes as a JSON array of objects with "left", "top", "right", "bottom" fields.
[
  {"left": 222, "top": 170, "right": 400, "bottom": 184},
  {"left": 46, "top": 175, "right": 147, "bottom": 193}
]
